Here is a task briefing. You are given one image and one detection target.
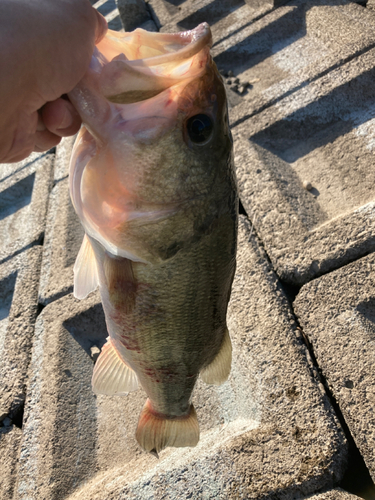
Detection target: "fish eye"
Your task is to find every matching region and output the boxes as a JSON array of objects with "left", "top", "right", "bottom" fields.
[{"left": 186, "top": 114, "right": 214, "bottom": 144}]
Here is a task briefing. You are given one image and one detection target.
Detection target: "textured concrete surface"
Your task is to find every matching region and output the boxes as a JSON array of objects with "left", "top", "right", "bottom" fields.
[
  {"left": 0, "top": 152, "right": 53, "bottom": 264},
  {"left": 0, "top": 426, "right": 22, "bottom": 500},
  {"left": 1, "top": 0, "right": 375, "bottom": 498},
  {"left": 116, "top": 0, "right": 150, "bottom": 30},
  {"left": 93, "top": 0, "right": 123, "bottom": 30},
  {"left": 229, "top": 0, "right": 375, "bottom": 284},
  {"left": 294, "top": 253, "right": 375, "bottom": 483},
  {"left": 38, "top": 138, "right": 83, "bottom": 306},
  {"left": 306, "top": 488, "right": 361, "bottom": 499},
  {"left": 17, "top": 218, "right": 346, "bottom": 499},
  {"left": 0, "top": 247, "right": 42, "bottom": 421}
]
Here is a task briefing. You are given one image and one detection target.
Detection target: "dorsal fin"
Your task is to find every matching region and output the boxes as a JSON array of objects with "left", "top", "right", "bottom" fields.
[
  {"left": 92, "top": 338, "right": 139, "bottom": 395},
  {"left": 73, "top": 234, "right": 99, "bottom": 299}
]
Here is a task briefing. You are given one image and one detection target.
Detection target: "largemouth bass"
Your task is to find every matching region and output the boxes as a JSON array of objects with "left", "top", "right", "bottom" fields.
[{"left": 68, "top": 23, "right": 238, "bottom": 454}]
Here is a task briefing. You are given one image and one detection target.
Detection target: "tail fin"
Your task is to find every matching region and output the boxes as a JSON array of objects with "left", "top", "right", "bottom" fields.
[{"left": 135, "top": 399, "right": 199, "bottom": 454}]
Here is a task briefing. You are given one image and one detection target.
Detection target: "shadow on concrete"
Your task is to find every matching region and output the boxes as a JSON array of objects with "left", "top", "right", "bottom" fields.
[
  {"left": 0, "top": 151, "right": 50, "bottom": 185},
  {"left": 63, "top": 303, "right": 108, "bottom": 357},
  {"left": 250, "top": 65, "right": 375, "bottom": 162},
  {"left": 214, "top": 6, "right": 306, "bottom": 73},
  {"left": 52, "top": 304, "right": 108, "bottom": 499},
  {"left": 0, "top": 272, "right": 17, "bottom": 322},
  {"left": 0, "top": 173, "right": 35, "bottom": 222},
  {"left": 213, "top": 0, "right": 365, "bottom": 101},
  {"left": 177, "top": 0, "right": 245, "bottom": 30},
  {"left": 356, "top": 297, "right": 375, "bottom": 335}
]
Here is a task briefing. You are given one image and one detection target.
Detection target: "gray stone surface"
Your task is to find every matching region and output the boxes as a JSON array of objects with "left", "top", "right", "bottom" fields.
[
  {"left": 0, "top": 247, "right": 42, "bottom": 421},
  {"left": 116, "top": 0, "right": 150, "bottom": 31},
  {"left": 159, "top": 0, "right": 272, "bottom": 49},
  {"left": 159, "top": 0, "right": 373, "bottom": 114},
  {"left": 294, "top": 252, "right": 375, "bottom": 483},
  {"left": 0, "top": 152, "right": 53, "bottom": 264},
  {"left": 305, "top": 488, "right": 361, "bottom": 499},
  {"left": 93, "top": 0, "right": 122, "bottom": 31},
  {"left": 245, "top": 0, "right": 289, "bottom": 9},
  {"left": 17, "top": 217, "right": 347, "bottom": 499},
  {"left": 0, "top": 426, "right": 22, "bottom": 500},
  {"left": 39, "top": 138, "right": 84, "bottom": 306},
  {"left": 230, "top": 1, "right": 375, "bottom": 284}
]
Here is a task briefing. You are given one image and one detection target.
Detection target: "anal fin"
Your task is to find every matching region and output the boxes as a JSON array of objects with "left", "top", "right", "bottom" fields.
[
  {"left": 92, "top": 338, "right": 139, "bottom": 395},
  {"left": 200, "top": 328, "right": 232, "bottom": 385},
  {"left": 74, "top": 234, "right": 99, "bottom": 299}
]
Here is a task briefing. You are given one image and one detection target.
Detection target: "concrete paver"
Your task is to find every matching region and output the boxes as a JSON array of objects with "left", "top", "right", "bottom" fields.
[
  {"left": 305, "top": 488, "right": 361, "bottom": 499},
  {"left": 2, "top": 0, "right": 375, "bottom": 497},
  {"left": 158, "top": 0, "right": 273, "bottom": 56},
  {"left": 93, "top": 0, "right": 122, "bottom": 30},
  {"left": 0, "top": 152, "right": 53, "bottom": 264},
  {"left": 229, "top": 1, "right": 375, "bottom": 285},
  {"left": 39, "top": 138, "right": 83, "bottom": 306},
  {"left": 116, "top": 0, "right": 150, "bottom": 30},
  {"left": 0, "top": 426, "right": 22, "bottom": 500},
  {"left": 17, "top": 218, "right": 346, "bottom": 499},
  {"left": 294, "top": 253, "right": 375, "bottom": 483},
  {"left": 0, "top": 247, "right": 42, "bottom": 421}
]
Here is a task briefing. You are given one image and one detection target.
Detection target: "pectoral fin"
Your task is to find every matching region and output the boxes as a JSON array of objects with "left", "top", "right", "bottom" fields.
[
  {"left": 92, "top": 337, "right": 139, "bottom": 395},
  {"left": 200, "top": 328, "right": 232, "bottom": 385},
  {"left": 74, "top": 234, "right": 99, "bottom": 299}
]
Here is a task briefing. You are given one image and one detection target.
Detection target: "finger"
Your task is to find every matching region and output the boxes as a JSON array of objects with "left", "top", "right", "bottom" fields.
[
  {"left": 33, "top": 129, "right": 61, "bottom": 153},
  {"left": 36, "top": 110, "right": 46, "bottom": 132},
  {"left": 94, "top": 9, "right": 108, "bottom": 44},
  {"left": 0, "top": 112, "right": 38, "bottom": 163},
  {"left": 41, "top": 98, "right": 82, "bottom": 137}
]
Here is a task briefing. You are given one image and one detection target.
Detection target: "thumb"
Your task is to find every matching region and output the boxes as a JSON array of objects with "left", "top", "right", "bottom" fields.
[{"left": 94, "top": 9, "right": 108, "bottom": 44}]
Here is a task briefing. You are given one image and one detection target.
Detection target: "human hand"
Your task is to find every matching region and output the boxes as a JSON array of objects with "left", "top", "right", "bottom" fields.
[{"left": 0, "top": 0, "right": 107, "bottom": 163}]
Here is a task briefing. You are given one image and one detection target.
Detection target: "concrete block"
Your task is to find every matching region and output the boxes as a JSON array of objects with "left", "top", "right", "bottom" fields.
[
  {"left": 39, "top": 138, "right": 84, "bottom": 306},
  {"left": 157, "top": 0, "right": 374, "bottom": 111},
  {"left": 138, "top": 18, "right": 158, "bottom": 32},
  {"left": 0, "top": 426, "right": 22, "bottom": 500},
  {"left": 0, "top": 247, "right": 42, "bottom": 421},
  {"left": 116, "top": 0, "right": 151, "bottom": 31},
  {"left": 150, "top": 0, "right": 273, "bottom": 36},
  {"left": 17, "top": 217, "right": 347, "bottom": 499},
  {"left": 294, "top": 252, "right": 375, "bottom": 482},
  {"left": 0, "top": 152, "right": 53, "bottom": 264},
  {"left": 93, "top": 0, "right": 122, "bottom": 31},
  {"left": 230, "top": 4, "right": 375, "bottom": 284},
  {"left": 305, "top": 488, "right": 361, "bottom": 499},
  {"left": 245, "top": 0, "right": 289, "bottom": 9}
]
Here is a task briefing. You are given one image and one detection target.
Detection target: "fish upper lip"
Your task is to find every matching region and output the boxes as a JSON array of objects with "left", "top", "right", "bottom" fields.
[{"left": 119, "top": 23, "right": 212, "bottom": 67}]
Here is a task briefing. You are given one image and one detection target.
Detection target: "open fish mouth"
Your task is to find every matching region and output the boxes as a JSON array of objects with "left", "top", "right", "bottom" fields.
[
  {"left": 95, "top": 23, "right": 213, "bottom": 104},
  {"left": 68, "top": 22, "right": 223, "bottom": 262}
]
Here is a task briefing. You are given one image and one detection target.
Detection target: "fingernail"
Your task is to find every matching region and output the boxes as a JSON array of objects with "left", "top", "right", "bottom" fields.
[{"left": 95, "top": 10, "right": 108, "bottom": 43}]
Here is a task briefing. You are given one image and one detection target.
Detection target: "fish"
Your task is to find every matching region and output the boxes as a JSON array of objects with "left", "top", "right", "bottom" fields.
[{"left": 68, "top": 22, "right": 238, "bottom": 455}]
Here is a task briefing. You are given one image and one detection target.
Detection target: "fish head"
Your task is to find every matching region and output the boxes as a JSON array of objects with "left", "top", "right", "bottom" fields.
[{"left": 69, "top": 23, "right": 233, "bottom": 261}]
